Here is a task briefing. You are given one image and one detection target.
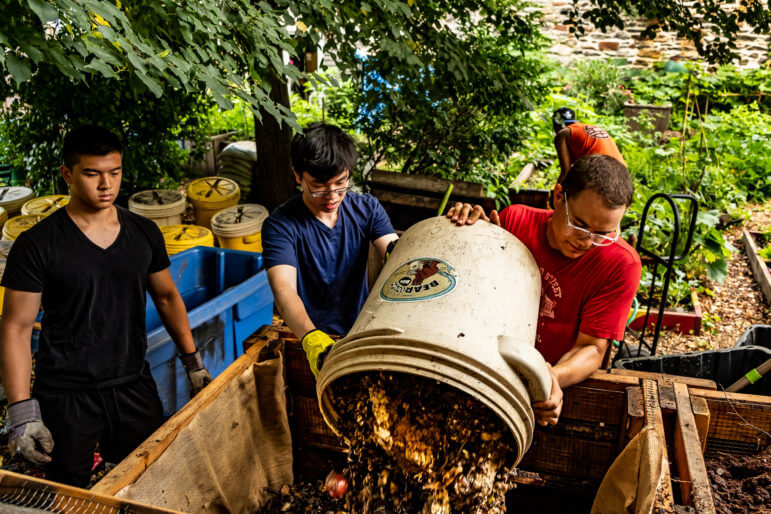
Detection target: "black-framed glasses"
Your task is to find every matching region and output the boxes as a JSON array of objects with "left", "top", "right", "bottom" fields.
[{"left": 564, "top": 193, "right": 620, "bottom": 247}]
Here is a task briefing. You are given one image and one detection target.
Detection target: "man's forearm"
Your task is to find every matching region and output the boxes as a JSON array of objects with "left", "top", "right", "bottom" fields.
[
  {"left": 553, "top": 344, "right": 604, "bottom": 389},
  {"left": 156, "top": 294, "right": 196, "bottom": 355},
  {"left": 0, "top": 324, "right": 33, "bottom": 404},
  {"left": 274, "top": 289, "right": 316, "bottom": 339}
]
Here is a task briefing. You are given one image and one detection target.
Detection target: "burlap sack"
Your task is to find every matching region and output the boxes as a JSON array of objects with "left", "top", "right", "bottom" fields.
[
  {"left": 115, "top": 355, "right": 293, "bottom": 512},
  {"left": 591, "top": 426, "right": 669, "bottom": 514}
]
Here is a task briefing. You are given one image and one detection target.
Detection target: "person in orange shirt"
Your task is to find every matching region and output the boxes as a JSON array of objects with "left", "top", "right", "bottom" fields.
[{"left": 553, "top": 107, "right": 626, "bottom": 184}]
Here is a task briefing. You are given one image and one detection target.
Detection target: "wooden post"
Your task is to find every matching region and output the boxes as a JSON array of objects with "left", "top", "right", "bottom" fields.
[
  {"left": 642, "top": 379, "right": 676, "bottom": 511},
  {"left": 619, "top": 385, "right": 645, "bottom": 451},
  {"left": 673, "top": 383, "right": 716, "bottom": 513},
  {"left": 691, "top": 395, "right": 711, "bottom": 452}
]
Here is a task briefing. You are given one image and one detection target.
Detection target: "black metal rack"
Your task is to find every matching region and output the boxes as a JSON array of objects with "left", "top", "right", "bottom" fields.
[{"left": 617, "top": 193, "right": 699, "bottom": 360}]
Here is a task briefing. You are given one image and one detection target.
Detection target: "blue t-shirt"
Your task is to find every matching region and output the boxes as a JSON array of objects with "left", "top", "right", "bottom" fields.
[{"left": 262, "top": 192, "right": 395, "bottom": 335}]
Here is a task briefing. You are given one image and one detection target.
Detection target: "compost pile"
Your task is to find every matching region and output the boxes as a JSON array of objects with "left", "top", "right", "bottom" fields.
[
  {"left": 706, "top": 445, "right": 771, "bottom": 514},
  {"left": 332, "top": 371, "right": 518, "bottom": 513}
]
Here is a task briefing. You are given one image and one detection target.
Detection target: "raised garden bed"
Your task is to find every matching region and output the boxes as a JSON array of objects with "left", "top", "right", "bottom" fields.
[
  {"left": 629, "top": 290, "right": 703, "bottom": 335},
  {"left": 743, "top": 230, "right": 771, "bottom": 305}
]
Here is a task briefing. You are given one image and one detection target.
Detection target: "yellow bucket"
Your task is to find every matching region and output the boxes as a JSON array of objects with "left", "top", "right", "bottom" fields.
[
  {"left": 160, "top": 225, "right": 215, "bottom": 255},
  {"left": 2, "top": 214, "right": 46, "bottom": 241},
  {"left": 186, "top": 177, "right": 240, "bottom": 230},
  {"left": 21, "top": 195, "right": 70, "bottom": 216},
  {"left": 0, "top": 240, "right": 14, "bottom": 314},
  {"left": 210, "top": 204, "right": 269, "bottom": 252}
]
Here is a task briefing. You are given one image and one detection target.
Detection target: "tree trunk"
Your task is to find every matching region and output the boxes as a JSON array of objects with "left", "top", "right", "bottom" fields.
[{"left": 252, "top": 71, "right": 295, "bottom": 210}]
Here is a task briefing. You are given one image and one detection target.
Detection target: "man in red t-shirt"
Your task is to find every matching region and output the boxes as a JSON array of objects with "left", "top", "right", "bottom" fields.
[
  {"left": 448, "top": 154, "right": 641, "bottom": 426},
  {"left": 553, "top": 107, "right": 626, "bottom": 184}
]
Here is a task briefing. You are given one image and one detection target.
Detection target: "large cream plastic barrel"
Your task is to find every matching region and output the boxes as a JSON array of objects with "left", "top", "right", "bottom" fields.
[
  {"left": 129, "top": 190, "right": 186, "bottom": 226},
  {"left": 186, "top": 177, "right": 240, "bottom": 230},
  {"left": 0, "top": 187, "right": 34, "bottom": 217},
  {"left": 317, "top": 216, "right": 552, "bottom": 466},
  {"left": 2, "top": 214, "right": 45, "bottom": 241},
  {"left": 210, "top": 204, "right": 269, "bottom": 252},
  {"left": 0, "top": 240, "right": 13, "bottom": 313},
  {"left": 21, "top": 195, "right": 69, "bottom": 216},
  {"left": 160, "top": 224, "right": 215, "bottom": 255}
]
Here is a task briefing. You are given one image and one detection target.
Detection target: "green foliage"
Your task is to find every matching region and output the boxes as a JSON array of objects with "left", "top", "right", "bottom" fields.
[
  {"left": 1, "top": 64, "right": 212, "bottom": 195},
  {"left": 286, "top": 0, "right": 548, "bottom": 181},
  {"left": 562, "top": 58, "right": 633, "bottom": 115},
  {"left": 624, "top": 64, "right": 771, "bottom": 118},
  {"left": 0, "top": 0, "right": 304, "bottom": 126}
]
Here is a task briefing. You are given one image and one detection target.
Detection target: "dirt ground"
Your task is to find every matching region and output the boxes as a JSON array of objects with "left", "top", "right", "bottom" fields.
[
  {"left": 652, "top": 201, "right": 771, "bottom": 355},
  {"left": 706, "top": 445, "right": 771, "bottom": 514}
]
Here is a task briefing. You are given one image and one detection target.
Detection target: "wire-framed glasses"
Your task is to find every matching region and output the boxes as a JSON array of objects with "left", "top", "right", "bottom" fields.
[{"left": 564, "top": 193, "right": 620, "bottom": 247}]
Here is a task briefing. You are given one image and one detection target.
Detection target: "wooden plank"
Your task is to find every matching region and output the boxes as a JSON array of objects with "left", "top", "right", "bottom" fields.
[
  {"left": 691, "top": 396, "right": 711, "bottom": 452},
  {"left": 610, "top": 368, "right": 717, "bottom": 390},
  {"left": 673, "top": 383, "right": 716, "bottom": 513},
  {"left": 512, "top": 163, "right": 536, "bottom": 186},
  {"left": 92, "top": 342, "right": 265, "bottom": 496},
  {"left": 642, "top": 379, "right": 676, "bottom": 512},
  {"left": 373, "top": 189, "right": 443, "bottom": 210},
  {"left": 743, "top": 230, "right": 771, "bottom": 305},
  {"left": 368, "top": 169, "right": 485, "bottom": 197},
  {"left": 0, "top": 469, "right": 180, "bottom": 513},
  {"left": 619, "top": 386, "right": 645, "bottom": 451}
]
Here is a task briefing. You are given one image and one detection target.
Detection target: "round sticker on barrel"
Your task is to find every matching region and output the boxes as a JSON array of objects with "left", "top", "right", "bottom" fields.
[{"left": 380, "top": 257, "right": 458, "bottom": 302}]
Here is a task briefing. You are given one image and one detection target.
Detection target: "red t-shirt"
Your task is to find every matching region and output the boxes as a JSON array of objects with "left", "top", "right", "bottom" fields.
[
  {"left": 568, "top": 122, "right": 626, "bottom": 167},
  {"left": 499, "top": 204, "right": 641, "bottom": 364}
]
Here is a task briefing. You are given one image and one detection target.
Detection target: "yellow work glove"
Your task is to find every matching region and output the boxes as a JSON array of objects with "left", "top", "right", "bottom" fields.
[{"left": 302, "top": 329, "right": 335, "bottom": 378}]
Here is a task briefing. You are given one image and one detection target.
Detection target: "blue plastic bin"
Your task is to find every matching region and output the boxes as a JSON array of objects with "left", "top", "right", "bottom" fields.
[
  {"left": 30, "top": 246, "right": 274, "bottom": 416},
  {"left": 145, "top": 246, "right": 273, "bottom": 415}
]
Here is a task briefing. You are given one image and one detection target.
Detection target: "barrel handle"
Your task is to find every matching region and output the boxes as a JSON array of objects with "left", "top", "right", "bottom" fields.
[{"left": 498, "top": 335, "right": 552, "bottom": 402}]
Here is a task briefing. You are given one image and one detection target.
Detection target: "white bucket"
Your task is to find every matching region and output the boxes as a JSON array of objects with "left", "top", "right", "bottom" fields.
[
  {"left": 317, "top": 216, "right": 552, "bottom": 466},
  {"left": 128, "top": 190, "right": 187, "bottom": 226},
  {"left": 0, "top": 187, "right": 34, "bottom": 217}
]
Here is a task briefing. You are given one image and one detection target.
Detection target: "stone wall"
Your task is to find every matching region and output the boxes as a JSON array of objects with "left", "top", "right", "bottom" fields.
[{"left": 537, "top": 1, "right": 770, "bottom": 69}]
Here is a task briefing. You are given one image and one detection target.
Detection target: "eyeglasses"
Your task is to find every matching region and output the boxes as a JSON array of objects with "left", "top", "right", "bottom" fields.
[
  {"left": 563, "top": 193, "right": 620, "bottom": 247},
  {"left": 307, "top": 185, "right": 352, "bottom": 198},
  {"left": 302, "top": 173, "right": 352, "bottom": 198}
]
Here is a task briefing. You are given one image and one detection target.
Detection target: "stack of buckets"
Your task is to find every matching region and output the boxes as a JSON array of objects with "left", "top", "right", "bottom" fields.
[
  {"left": 0, "top": 186, "right": 35, "bottom": 217},
  {"left": 186, "top": 177, "right": 240, "bottom": 230},
  {"left": 128, "top": 190, "right": 187, "bottom": 226},
  {"left": 0, "top": 240, "right": 13, "bottom": 313},
  {"left": 210, "top": 204, "right": 269, "bottom": 252},
  {"left": 2, "top": 195, "right": 69, "bottom": 241}
]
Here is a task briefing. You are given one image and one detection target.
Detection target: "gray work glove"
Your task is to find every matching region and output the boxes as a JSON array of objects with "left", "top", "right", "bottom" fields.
[
  {"left": 7, "top": 399, "right": 54, "bottom": 466},
  {"left": 179, "top": 350, "right": 213, "bottom": 395}
]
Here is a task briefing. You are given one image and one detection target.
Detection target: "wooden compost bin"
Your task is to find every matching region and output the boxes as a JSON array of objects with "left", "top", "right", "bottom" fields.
[{"left": 88, "top": 325, "right": 771, "bottom": 513}]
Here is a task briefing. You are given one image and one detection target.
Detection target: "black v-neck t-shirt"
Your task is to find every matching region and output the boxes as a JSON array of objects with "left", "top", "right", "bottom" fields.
[{"left": 2, "top": 206, "right": 170, "bottom": 387}]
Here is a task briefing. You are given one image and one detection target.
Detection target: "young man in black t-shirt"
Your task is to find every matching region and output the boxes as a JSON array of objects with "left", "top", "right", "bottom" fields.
[{"left": 0, "top": 126, "right": 213, "bottom": 487}]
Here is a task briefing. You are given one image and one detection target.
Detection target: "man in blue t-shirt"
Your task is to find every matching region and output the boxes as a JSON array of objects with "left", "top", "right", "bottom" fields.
[{"left": 262, "top": 123, "right": 397, "bottom": 377}]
